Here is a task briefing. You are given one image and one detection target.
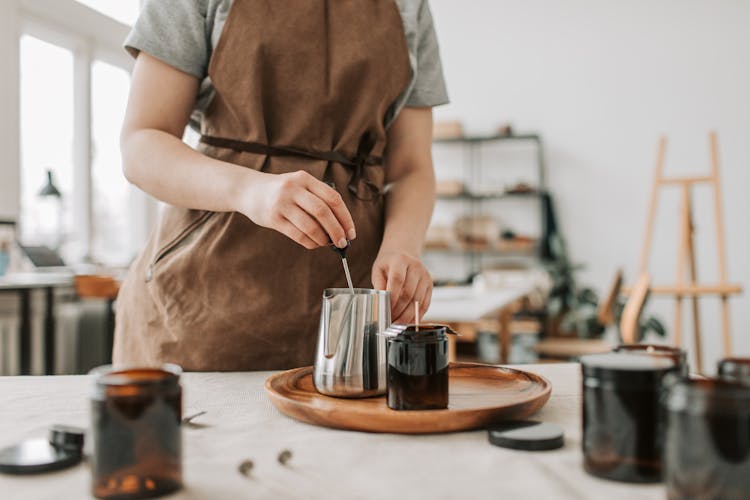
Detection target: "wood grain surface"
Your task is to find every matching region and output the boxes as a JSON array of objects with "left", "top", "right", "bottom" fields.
[{"left": 265, "top": 362, "right": 552, "bottom": 434}]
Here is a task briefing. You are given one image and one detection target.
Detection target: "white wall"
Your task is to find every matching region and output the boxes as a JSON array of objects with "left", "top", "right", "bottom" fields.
[
  {"left": 430, "top": 0, "right": 750, "bottom": 370},
  {"left": 0, "top": 0, "right": 21, "bottom": 220}
]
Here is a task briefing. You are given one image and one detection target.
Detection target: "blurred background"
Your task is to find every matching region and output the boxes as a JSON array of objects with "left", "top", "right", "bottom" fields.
[{"left": 0, "top": 0, "right": 747, "bottom": 375}]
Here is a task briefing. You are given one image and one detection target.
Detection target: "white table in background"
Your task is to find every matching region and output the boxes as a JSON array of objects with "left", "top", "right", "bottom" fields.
[{"left": 425, "top": 285, "right": 535, "bottom": 362}]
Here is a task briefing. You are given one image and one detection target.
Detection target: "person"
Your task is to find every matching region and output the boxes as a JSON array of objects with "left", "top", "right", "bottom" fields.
[{"left": 114, "top": 0, "right": 449, "bottom": 371}]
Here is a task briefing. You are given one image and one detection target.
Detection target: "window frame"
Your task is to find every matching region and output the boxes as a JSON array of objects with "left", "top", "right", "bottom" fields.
[{"left": 8, "top": 0, "right": 155, "bottom": 265}]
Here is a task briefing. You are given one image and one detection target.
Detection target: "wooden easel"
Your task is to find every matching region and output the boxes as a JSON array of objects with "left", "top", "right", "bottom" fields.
[{"left": 638, "top": 132, "right": 742, "bottom": 372}]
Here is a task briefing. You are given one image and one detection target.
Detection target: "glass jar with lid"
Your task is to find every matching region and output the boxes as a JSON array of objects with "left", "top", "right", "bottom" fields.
[
  {"left": 91, "top": 365, "right": 182, "bottom": 499},
  {"left": 386, "top": 324, "right": 450, "bottom": 411},
  {"left": 581, "top": 353, "right": 677, "bottom": 482},
  {"left": 664, "top": 378, "right": 750, "bottom": 499}
]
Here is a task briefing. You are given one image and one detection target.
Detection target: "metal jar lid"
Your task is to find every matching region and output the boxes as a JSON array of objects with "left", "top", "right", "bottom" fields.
[
  {"left": 717, "top": 357, "right": 750, "bottom": 385},
  {"left": 0, "top": 425, "right": 85, "bottom": 475},
  {"left": 581, "top": 353, "right": 677, "bottom": 390},
  {"left": 666, "top": 377, "right": 750, "bottom": 416},
  {"left": 382, "top": 323, "right": 459, "bottom": 341},
  {"left": 382, "top": 324, "right": 457, "bottom": 343},
  {"left": 614, "top": 344, "right": 687, "bottom": 366}
]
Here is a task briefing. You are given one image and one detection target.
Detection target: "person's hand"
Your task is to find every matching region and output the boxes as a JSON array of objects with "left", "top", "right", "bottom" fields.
[
  {"left": 371, "top": 250, "right": 432, "bottom": 324},
  {"left": 237, "top": 170, "right": 356, "bottom": 249}
]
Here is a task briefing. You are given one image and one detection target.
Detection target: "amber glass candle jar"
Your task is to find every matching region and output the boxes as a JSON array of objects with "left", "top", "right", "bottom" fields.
[
  {"left": 581, "top": 353, "right": 677, "bottom": 483},
  {"left": 614, "top": 344, "right": 688, "bottom": 376},
  {"left": 387, "top": 325, "right": 449, "bottom": 411},
  {"left": 664, "top": 378, "right": 750, "bottom": 499},
  {"left": 91, "top": 366, "right": 182, "bottom": 499},
  {"left": 717, "top": 357, "right": 750, "bottom": 385}
]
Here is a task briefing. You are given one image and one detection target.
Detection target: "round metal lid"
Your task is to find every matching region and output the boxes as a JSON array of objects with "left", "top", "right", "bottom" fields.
[
  {"left": 0, "top": 438, "right": 82, "bottom": 475},
  {"left": 487, "top": 421, "right": 565, "bottom": 451}
]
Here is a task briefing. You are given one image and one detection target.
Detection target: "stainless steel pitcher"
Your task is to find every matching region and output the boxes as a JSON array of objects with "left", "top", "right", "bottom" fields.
[{"left": 313, "top": 288, "right": 390, "bottom": 398}]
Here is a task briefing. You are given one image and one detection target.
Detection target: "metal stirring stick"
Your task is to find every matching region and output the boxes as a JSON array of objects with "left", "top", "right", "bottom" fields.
[
  {"left": 330, "top": 243, "right": 354, "bottom": 293},
  {"left": 341, "top": 257, "right": 354, "bottom": 292},
  {"left": 324, "top": 181, "right": 355, "bottom": 293}
]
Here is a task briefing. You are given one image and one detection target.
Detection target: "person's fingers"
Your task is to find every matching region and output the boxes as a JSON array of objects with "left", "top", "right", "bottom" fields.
[
  {"left": 277, "top": 219, "right": 319, "bottom": 250},
  {"left": 306, "top": 176, "right": 357, "bottom": 241},
  {"left": 393, "top": 268, "right": 420, "bottom": 321},
  {"left": 415, "top": 279, "right": 433, "bottom": 320},
  {"left": 386, "top": 261, "right": 408, "bottom": 321},
  {"left": 394, "top": 279, "right": 427, "bottom": 324},
  {"left": 371, "top": 262, "right": 387, "bottom": 291},
  {"left": 296, "top": 190, "right": 348, "bottom": 248},
  {"left": 284, "top": 207, "right": 328, "bottom": 247}
]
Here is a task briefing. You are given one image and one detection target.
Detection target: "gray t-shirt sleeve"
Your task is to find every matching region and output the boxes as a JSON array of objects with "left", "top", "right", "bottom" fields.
[
  {"left": 405, "top": 0, "right": 449, "bottom": 107},
  {"left": 124, "top": 0, "right": 210, "bottom": 79}
]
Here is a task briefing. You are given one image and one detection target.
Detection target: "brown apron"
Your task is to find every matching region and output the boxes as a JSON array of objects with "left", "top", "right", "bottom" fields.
[{"left": 113, "top": 0, "right": 412, "bottom": 371}]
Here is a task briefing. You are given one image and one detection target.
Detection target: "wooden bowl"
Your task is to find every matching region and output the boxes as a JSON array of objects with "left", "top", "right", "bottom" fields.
[{"left": 266, "top": 362, "right": 552, "bottom": 434}]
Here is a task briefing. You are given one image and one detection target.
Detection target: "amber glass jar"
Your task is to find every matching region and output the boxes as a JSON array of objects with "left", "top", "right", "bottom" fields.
[
  {"left": 664, "top": 378, "right": 750, "bottom": 499},
  {"left": 614, "top": 344, "right": 688, "bottom": 376},
  {"left": 387, "top": 325, "right": 449, "bottom": 411},
  {"left": 581, "top": 353, "right": 676, "bottom": 483},
  {"left": 717, "top": 357, "right": 750, "bottom": 385},
  {"left": 91, "top": 366, "right": 182, "bottom": 499}
]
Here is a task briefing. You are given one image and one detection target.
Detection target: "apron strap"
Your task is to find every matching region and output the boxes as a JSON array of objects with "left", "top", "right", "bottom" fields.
[{"left": 199, "top": 133, "right": 382, "bottom": 200}]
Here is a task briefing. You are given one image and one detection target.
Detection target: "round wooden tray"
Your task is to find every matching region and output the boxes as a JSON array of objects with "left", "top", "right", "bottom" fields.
[{"left": 265, "top": 362, "right": 552, "bottom": 434}]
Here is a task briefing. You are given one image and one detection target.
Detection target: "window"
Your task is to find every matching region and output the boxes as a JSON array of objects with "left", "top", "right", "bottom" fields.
[
  {"left": 91, "top": 61, "right": 132, "bottom": 266},
  {"left": 19, "top": 35, "right": 75, "bottom": 254},
  {"left": 15, "top": 1, "right": 146, "bottom": 267},
  {"left": 73, "top": 0, "right": 140, "bottom": 26}
]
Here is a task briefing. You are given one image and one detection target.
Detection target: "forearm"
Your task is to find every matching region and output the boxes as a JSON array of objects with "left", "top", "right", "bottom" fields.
[
  {"left": 368, "top": 107, "right": 435, "bottom": 316},
  {"left": 121, "top": 128, "right": 257, "bottom": 212},
  {"left": 381, "top": 164, "right": 436, "bottom": 256},
  {"left": 121, "top": 52, "right": 353, "bottom": 249}
]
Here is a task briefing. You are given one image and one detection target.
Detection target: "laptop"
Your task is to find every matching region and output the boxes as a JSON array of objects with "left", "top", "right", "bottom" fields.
[{"left": 17, "top": 244, "right": 68, "bottom": 269}]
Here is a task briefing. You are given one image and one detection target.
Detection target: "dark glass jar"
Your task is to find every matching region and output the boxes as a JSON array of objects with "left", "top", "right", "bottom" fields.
[
  {"left": 387, "top": 325, "right": 449, "bottom": 411},
  {"left": 718, "top": 357, "right": 750, "bottom": 385},
  {"left": 91, "top": 366, "right": 182, "bottom": 499},
  {"left": 581, "top": 353, "right": 677, "bottom": 483},
  {"left": 664, "top": 378, "right": 750, "bottom": 500},
  {"left": 614, "top": 344, "right": 688, "bottom": 376}
]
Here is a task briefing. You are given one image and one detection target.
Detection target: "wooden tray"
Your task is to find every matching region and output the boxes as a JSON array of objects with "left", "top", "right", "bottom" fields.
[{"left": 265, "top": 362, "right": 552, "bottom": 434}]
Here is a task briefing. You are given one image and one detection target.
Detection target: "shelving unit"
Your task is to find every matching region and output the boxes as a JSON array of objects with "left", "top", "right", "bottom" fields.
[{"left": 425, "top": 133, "right": 549, "bottom": 283}]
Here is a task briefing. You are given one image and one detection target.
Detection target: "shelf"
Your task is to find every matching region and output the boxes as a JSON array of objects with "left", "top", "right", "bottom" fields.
[
  {"left": 433, "top": 134, "right": 541, "bottom": 144},
  {"left": 437, "top": 191, "right": 542, "bottom": 201},
  {"left": 426, "top": 130, "right": 547, "bottom": 283}
]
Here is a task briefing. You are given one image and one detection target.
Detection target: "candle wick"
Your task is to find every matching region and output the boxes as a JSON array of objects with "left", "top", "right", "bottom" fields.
[{"left": 415, "top": 301, "right": 420, "bottom": 332}]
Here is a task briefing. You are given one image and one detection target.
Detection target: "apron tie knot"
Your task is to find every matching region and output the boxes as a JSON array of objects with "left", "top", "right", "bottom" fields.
[{"left": 347, "top": 131, "right": 381, "bottom": 200}]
